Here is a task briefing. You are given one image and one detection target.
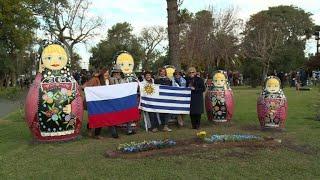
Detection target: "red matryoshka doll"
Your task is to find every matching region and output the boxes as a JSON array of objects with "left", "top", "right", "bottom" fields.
[
  {"left": 25, "top": 41, "right": 83, "bottom": 142},
  {"left": 257, "top": 76, "right": 288, "bottom": 129},
  {"left": 205, "top": 70, "right": 234, "bottom": 123}
]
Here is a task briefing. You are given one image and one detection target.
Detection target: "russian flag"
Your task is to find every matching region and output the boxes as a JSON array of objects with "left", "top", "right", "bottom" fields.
[{"left": 84, "top": 82, "right": 140, "bottom": 128}]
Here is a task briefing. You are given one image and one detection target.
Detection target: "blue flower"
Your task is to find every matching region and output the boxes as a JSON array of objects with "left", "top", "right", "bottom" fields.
[
  {"left": 52, "top": 114, "right": 59, "bottom": 121},
  {"left": 47, "top": 92, "right": 54, "bottom": 98}
]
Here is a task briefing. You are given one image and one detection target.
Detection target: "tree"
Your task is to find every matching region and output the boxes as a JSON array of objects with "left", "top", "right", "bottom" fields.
[
  {"left": 139, "top": 26, "right": 166, "bottom": 70},
  {"left": 0, "top": 0, "right": 38, "bottom": 87},
  {"left": 39, "top": 0, "right": 102, "bottom": 64},
  {"left": 242, "top": 12, "right": 283, "bottom": 81},
  {"left": 90, "top": 22, "right": 144, "bottom": 70},
  {"left": 305, "top": 54, "right": 320, "bottom": 71},
  {"left": 242, "top": 5, "right": 314, "bottom": 83},
  {"left": 166, "top": 0, "right": 181, "bottom": 70},
  {"left": 179, "top": 8, "right": 241, "bottom": 72}
]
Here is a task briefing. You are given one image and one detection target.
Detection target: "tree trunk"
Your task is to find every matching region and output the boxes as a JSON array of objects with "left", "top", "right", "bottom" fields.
[
  {"left": 11, "top": 72, "right": 17, "bottom": 87},
  {"left": 166, "top": 0, "right": 180, "bottom": 70},
  {"left": 262, "top": 59, "right": 270, "bottom": 85},
  {"left": 0, "top": 78, "right": 4, "bottom": 88}
]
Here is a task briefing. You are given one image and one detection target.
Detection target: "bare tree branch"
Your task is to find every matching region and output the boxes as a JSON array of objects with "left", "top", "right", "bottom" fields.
[{"left": 40, "top": 0, "right": 103, "bottom": 62}]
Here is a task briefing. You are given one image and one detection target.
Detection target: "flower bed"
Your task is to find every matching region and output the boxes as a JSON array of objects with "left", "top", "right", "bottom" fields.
[
  {"left": 117, "top": 139, "right": 176, "bottom": 153},
  {"left": 197, "top": 131, "right": 263, "bottom": 143}
]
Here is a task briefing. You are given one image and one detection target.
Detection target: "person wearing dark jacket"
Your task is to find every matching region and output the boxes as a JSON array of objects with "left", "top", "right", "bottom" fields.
[
  {"left": 186, "top": 67, "right": 205, "bottom": 129},
  {"left": 154, "top": 68, "right": 173, "bottom": 132}
]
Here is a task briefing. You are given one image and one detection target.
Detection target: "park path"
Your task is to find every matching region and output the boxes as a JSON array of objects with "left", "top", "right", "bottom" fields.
[{"left": 0, "top": 90, "right": 27, "bottom": 118}]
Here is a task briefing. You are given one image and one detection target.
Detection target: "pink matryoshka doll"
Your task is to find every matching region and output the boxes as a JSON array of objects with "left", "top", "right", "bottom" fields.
[
  {"left": 25, "top": 41, "right": 83, "bottom": 142},
  {"left": 205, "top": 70, "right": 234, "bottom": 123},
  {"left": 257, "top": 76, "right": 288, "bottom": 129}
]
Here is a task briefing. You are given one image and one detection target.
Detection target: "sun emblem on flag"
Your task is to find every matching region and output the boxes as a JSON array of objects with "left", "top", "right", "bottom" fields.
[{"left": 144, "top": 84, "right": 155, "bottom": 95}]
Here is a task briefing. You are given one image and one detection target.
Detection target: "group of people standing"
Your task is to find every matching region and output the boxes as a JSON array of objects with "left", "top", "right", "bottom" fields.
[
  {"left": 82, "top": 65, "right": 206, "bottom": 139},
  {"left": 82, "top": 65, "right": 133, "bottom": 139}
]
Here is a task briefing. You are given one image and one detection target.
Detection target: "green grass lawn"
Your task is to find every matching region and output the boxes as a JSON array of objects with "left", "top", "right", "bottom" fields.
[{"left": 0, "top": 87, "right": 319, "bottom": 179}]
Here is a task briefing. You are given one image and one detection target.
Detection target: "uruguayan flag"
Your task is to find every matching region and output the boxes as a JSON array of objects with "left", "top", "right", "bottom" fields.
[{"left": 139, "top": 83, "right": 191, "bottom": 114}]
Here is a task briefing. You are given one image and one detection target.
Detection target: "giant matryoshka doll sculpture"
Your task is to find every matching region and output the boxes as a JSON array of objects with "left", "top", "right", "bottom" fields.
[
  {"left": 115, "top": 51, "right": 137, "bottom": 82},
  {"left": 257, "top": 76, "right": 288, "bottom": 129},
  {"left": 205, "top": 70, "right": 234, "bottom": 123},
  {"left": 25, "top": 42, "right": 83, "bottom": 142}
]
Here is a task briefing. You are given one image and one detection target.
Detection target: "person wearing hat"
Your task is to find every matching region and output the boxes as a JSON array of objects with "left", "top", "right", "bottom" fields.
[
  {"left": 110, "top": 64, "right": 126, "bottom": 84},
  {"left": 109, "top": 64, "right": 136, "bottom": 137}
]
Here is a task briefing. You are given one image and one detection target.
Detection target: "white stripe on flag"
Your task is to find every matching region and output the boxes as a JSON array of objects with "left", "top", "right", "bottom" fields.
[
  {"left": 140, "top": 107, "right": 189, "bottom": 114},
  {"left": 140, "top": 99, "right": 190, "bottom": 108},
  {"left": 84, "top": 82, "right": 138, "bottom": 102},
  {"left": 159, "top": 89, "right": 191, "bottom": 94},
  {"left": 150, "top": 95, "right": 191, "bottom": 101}
]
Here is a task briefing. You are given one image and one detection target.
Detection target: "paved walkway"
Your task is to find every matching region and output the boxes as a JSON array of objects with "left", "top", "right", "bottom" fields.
[{"left": 0, "top": 90, "right": 26, "bottom": 118}]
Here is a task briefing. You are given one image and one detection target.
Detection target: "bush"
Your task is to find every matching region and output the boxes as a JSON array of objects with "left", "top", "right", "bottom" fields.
[
  {"left": 241, "top": 59, "right": 263, "bottom": 88},
  {"left": 0, "top": 87, "right": 22, "bottom": 100}
]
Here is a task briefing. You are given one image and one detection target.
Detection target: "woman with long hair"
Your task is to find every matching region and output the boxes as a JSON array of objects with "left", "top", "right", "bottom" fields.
[{"left": 83, "top": 68, "right": 110, "bottom": 139}]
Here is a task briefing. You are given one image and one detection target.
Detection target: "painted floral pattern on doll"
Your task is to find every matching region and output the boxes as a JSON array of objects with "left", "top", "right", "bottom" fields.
[
  {"left": 39, "top": 83, "right": 77, "bottom": 136},
  {"left": 210, "top": 90, "right": 227, "bottom": 120}
]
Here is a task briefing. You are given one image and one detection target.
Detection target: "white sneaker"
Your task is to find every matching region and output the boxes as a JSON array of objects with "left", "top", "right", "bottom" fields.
[{"left": 163, "top": 125, "right": 172, "bottom": 132}]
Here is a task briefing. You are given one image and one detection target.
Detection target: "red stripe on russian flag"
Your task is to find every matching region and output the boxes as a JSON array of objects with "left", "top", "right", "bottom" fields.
[{"left": 88, "top": 107, "right": 140, "bottom": 128}]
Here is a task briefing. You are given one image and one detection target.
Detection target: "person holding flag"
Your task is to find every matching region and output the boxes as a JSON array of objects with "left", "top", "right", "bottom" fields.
[
  {"left": 186, "top": 67, "right": 205, "bottom": 129},
  {"left": 84, "top": 64, "right": 140, "bottom": 139},
  {"left": 83, "top": 68, "right": 110, "bottom": 139},
  {"left": 154, "top": 68, "right": 173, "bottom": 132},
  {"left": 141, "top": 71, "right": 160, "bottom": 132}
]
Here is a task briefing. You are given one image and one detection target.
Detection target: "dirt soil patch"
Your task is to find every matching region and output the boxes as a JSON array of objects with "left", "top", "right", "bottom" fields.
[
  {"left": 281, "top": 139, "right": 318, "bottom": 155},
  {"left": 104, "top": 138, "right": 281, "bottom": 159}
]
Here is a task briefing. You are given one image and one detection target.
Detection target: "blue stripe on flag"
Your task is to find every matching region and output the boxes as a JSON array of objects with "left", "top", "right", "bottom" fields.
[
  {"left": 160, "top": 85, "right": 191, "bottom": 91},
  {"left": 141, "top": 103, "right": 190, "bottom": 111},
  {"left": 87, "top": 94, "right": 137, "bottom": 115},
  {"left": 141, "top": 96, "right": 190, "bottom": 104},
  {"left": 159, "top": 92, "right": 191, "bottom": 97}
]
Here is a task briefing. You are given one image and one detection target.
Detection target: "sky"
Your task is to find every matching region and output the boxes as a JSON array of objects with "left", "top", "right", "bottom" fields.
[{"left": 74, "top": 0, "right": 320, "bottom": 69}]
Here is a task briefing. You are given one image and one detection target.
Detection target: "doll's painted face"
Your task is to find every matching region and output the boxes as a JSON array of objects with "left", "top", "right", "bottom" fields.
[
  {"left": 116, "top": 53, "right": 134, "bottom": 74},
  {"left": 166, "top": 67, "right": 175, "bottom": 79},
  {"left": 41, "top": 44, "right": 68, "bottom": 71},
  {"left": 213, "top": 72, "right": 227, "bottom": 87},
  {"left": 265, "top": 78, "right": 280, "bottom": 93}
]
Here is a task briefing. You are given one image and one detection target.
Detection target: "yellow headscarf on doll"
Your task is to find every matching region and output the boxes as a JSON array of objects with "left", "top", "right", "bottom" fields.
[
  {"left": 265, "top": 77, "right": 280, "bottom": 93},
  {"left": 213, "top": 72, "right": 227, "bottom": 88},
  {"left": 116, "top": 52, "right": 134, "bottom": 74},
  {"left": 41, "top": 44, "right": 68, "bottom": 71}
]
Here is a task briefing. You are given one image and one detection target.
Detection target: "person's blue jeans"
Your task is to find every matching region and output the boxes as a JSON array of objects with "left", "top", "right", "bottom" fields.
[
  {"left": 148, "top": 112, "right": 158, "bottom": 129},
  {"left": 159, "top": 113, "right": 169, "bottom": 126}
]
